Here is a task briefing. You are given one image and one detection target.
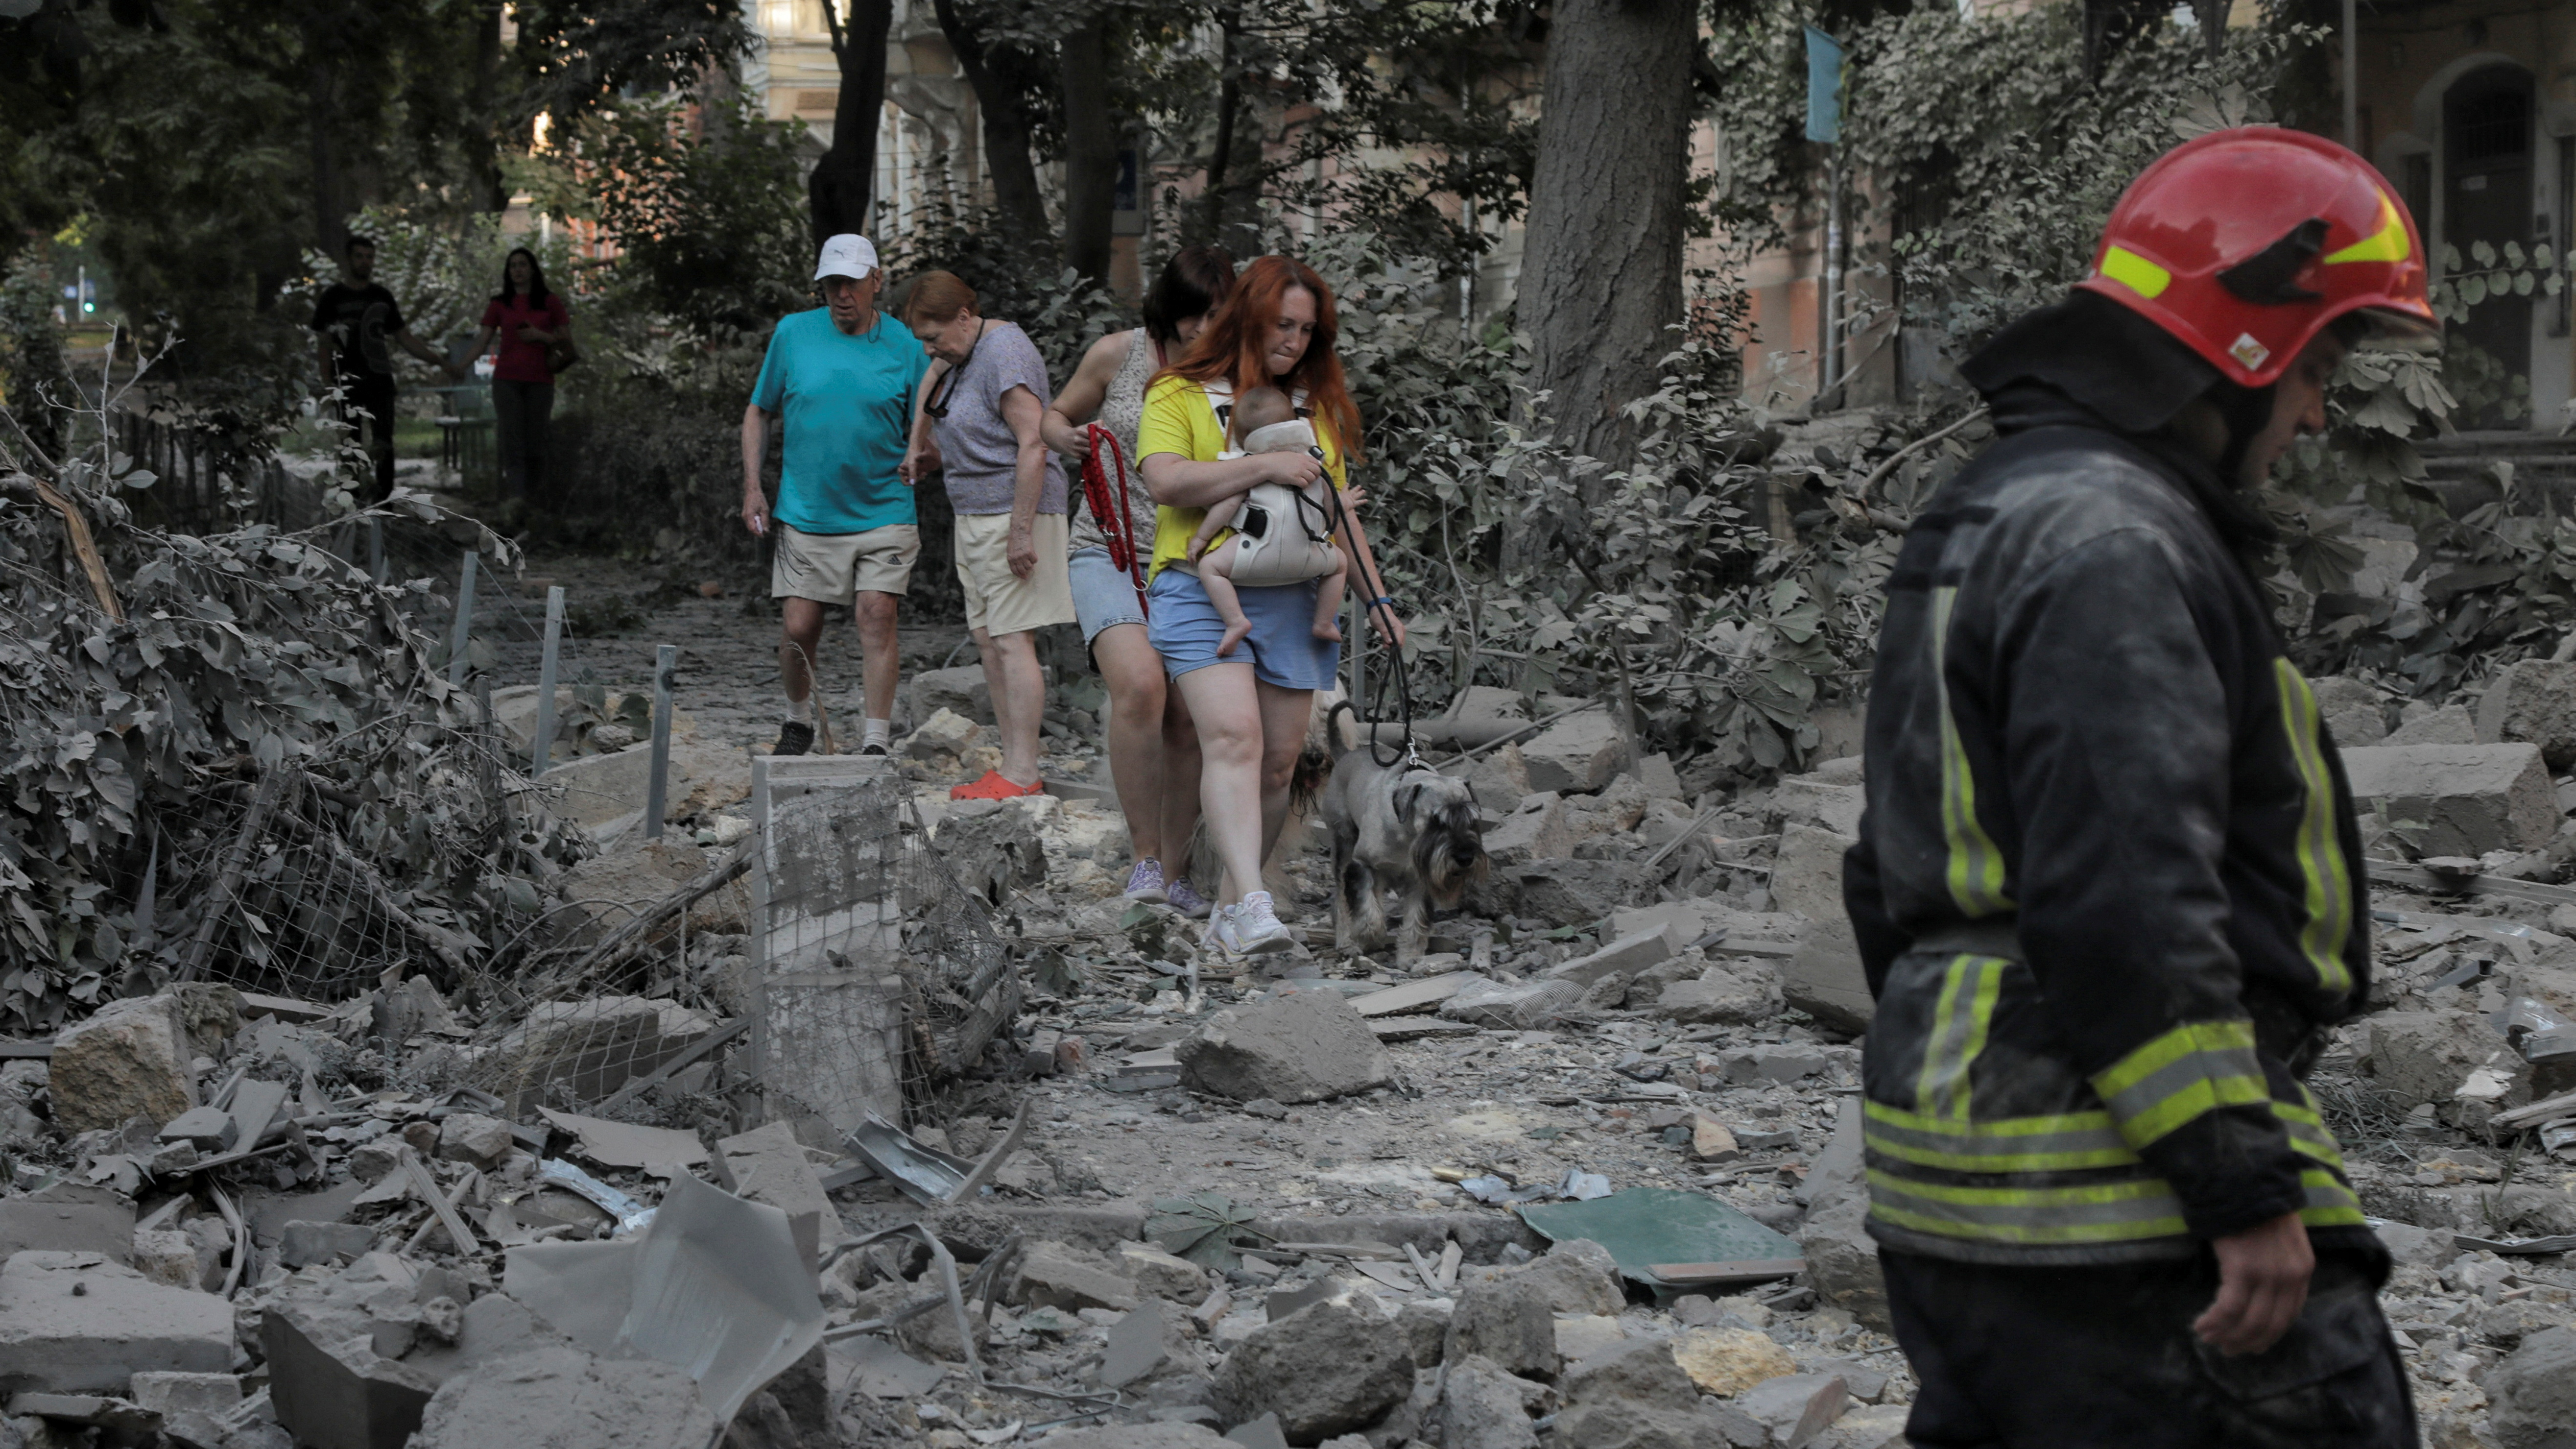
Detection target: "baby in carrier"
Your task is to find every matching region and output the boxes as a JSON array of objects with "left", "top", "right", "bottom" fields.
[{"left": 1186, "top": 385, "right": 1348, "bottom": 657}]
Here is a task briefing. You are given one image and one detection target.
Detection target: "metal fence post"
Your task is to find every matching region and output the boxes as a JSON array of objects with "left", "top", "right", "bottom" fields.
[
  {"left": 447, "top": 551, "right": 478, "bottom": 685},
  {"left": 644, "top": 643, "right": 676, "bottom": 839},
  {"left": 368, "top": 518, "right": 385, "bottom": 585},
  {"left": 531, "top": 586, "right": 565, "bottom": 777}
]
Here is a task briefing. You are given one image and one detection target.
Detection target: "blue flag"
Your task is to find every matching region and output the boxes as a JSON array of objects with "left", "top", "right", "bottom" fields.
[{"left": 1805, "top": 25, "right": 1845, "bottom": 145}]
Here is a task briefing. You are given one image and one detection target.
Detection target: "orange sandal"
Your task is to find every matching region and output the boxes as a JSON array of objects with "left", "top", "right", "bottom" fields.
[{"left": 949, "top": 770, "right": 1047, "bottom": 801}]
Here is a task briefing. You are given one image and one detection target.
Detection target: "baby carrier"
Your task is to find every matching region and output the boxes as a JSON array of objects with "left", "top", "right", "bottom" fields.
[{"left": 1203, "top": 382, "right": 1343, "bottom": 588}]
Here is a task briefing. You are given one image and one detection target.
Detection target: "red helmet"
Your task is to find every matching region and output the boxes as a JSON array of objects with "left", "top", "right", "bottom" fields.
[{"left": 2075, "top": 127, "right": 2438, "bottom": 389}]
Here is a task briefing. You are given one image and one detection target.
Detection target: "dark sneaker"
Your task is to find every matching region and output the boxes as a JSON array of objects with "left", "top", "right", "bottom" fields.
[
  {"left": 859, "top": 741, "right": 889, "bottom": 756},
  {"left": 774, "top": 720, "right": 815, "bottom": 756}
]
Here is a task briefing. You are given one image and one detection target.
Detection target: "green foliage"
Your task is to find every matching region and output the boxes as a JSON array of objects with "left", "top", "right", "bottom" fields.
[
  {"left": 569, "top": 97, "right": 811, "bottom": 332},
  {"left": 1312, "top": 231, "right": 1882, "bottom": 775},
  {"left": 0, "top": 375, "right": 575, "bottom": 1029},
  {"left": 1839, "top": 4, "right": 2306, "bottom": 353},
  {"left": 880, "top": 202, "right": 1134, "bottom": 378},
  {"left": 508, "top": 0, "right": 756, "bottom": 122},
  {"left": 0, "top": 251, "right": 76, "bottom": 464}
]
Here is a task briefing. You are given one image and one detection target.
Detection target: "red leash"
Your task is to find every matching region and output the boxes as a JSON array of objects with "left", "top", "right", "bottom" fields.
[{"left": 1080, "top": 423, "right": 1149, "bottom": 618}]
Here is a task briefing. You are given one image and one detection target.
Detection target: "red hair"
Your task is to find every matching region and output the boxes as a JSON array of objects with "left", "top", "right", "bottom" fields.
[{"left": 1160, "top": 255, "right": 1361, "bottom": 464}]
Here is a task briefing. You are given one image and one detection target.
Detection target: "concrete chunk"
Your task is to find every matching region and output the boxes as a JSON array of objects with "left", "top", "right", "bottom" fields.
[
  {"left": 1211, "top": 1295, "right": 1413, "bottom": 1443},
  {"left": 1012, "top": 1242, "right": 1138, "bottom": 1313},
  {"left": 127, "top": 1371, "right": 239, "bottom": 1420},
  {"left": 278, "top": 1221, "right": 378, "bottom": 1269},
  {"left": 906, "top": 665, "right": 993, "bottom": 725},
  {"left": 0, "top": 1253, "right": 231, "bottom": 1394},
  {"left": 1440, "top": 1353, "right": 1541, "bottom": 1449},
  {"left": 1546, "top": 927, "right": 1678, "bottom": 989},
  {"left": 434, "top": 1114, "right": 513, "bottom": 1170},
  {"left": 1439, "top": 978, "right": 1581, "bottom": 1030},
  {"left": 49, "top": 995, "right": 194, "bottom": 1135},
  {"left": 0, "top": 1186, "right": 134, "bottom": 1264},
  {"left": 1656, "top": 962, "right": 1784, "bottom": 1026},
  {"left": 2365, "top": 1009, "right": 2530, "bottom": 1118},
  {"left": 1445, "top": 1274, "right": 1559, "bottom": 1381},
  {"left": 713, "top": 1120, "right": 835, "bottom": 1273},
  {"left": 2477, "top": 658, "right": 2576, "bottom": 771},
  {"left": 2489, "top": 1325, "right": 2576, "bottom": 1449},
  {"left": 1672, "top": 1328, "right": 1798, "bottom": 1396},
  {"left": 1481, "top": 792, "right": 1572, "bottom": 867},
  {"left": 410, "top": 1341, "right": 718, "bottom": 1449},
  {"left": 1739, "top": 1373, "right": 1849, "bottom": 1449},
  {"left": 2339, "top": 742, "right": 2556, "bottom": 856},
  {"left": 1176, "top": 991, "right": 1393, "bottom": 1105},
  {"left": 156, "top": 1107, "right": 237, "bottom": 1151},
  {"left": 1521, "top": 713, "right": 1632, "bottom": 795}
]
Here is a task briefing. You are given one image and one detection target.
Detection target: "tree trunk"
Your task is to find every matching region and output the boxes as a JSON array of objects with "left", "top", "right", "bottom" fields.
[
  {"left": 467, "top": 0, "right": 507, "bottom": 213},
  {"left": 1189, "top": 16, "right": 1240, "bottom": 247},
  {"left": 1517, "top": 0, "right": 1693, "bottom": 493},
  {"left": 811, "top": 0, "right": 894, "bottom": 242},
  {"left": 933, "top": 0, "right": 1049, "bottom": 242},
  {"left": 1059, "top": 20, "right": 1116, "bottom": 285},
  {"left": 305, "top": 46, "right": 349, "bottom": 259}
]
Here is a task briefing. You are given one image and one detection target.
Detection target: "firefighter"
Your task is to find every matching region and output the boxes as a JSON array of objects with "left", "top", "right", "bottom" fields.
[{"left": 1845, "top": 127, "right": 2438, "bottom": 1448}]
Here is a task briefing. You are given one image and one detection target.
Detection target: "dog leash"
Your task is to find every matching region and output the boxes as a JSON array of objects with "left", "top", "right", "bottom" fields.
[
  {"left": 1080, "top": 424, "right": 1149, "bottom": 618},
  {"left": 1319, "top": 463, "right": 1421, "bottom": 771}
]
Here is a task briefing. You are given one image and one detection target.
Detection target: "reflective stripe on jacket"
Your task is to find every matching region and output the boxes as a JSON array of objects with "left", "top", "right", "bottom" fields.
[{"left": 1844, "top": 422, "right": 2375, "bottom": 1268}]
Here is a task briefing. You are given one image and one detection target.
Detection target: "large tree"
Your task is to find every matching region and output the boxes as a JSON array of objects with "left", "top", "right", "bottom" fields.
[
  {"left": 932, "top": 0, "right": 1051, "bottom": 242},
  {"left": 810, "top": 0, "right": 894, "bottom": 241},
  {"left": 1058, "top": 16, "right": 1118, "bottom": 283},
  {"left": 1517, "top": 0, "right": 1695, "bottom": 485}
]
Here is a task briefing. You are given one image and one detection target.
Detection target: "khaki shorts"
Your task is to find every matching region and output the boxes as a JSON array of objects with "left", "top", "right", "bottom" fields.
[
  {"left": 770, "top": 522, "right": 919, "bottom": 604},
  {"left": 953, "top": 511, "right": 1075, "bottom": 636}
]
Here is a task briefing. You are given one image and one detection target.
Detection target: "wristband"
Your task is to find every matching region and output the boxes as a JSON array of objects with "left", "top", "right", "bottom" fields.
[{"left": 1370, "top": 596, "right": 1395, "bottom": 608}]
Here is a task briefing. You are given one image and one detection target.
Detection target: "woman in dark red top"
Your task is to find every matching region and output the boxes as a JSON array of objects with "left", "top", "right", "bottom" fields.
[{"left": 465, "top": 247, "right": 572, "bottom": 504}]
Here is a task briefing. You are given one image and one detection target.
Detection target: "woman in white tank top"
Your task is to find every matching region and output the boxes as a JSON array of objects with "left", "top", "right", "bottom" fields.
[{"left": 1042, "top": 246, "right": 1238, "bottom": 918}]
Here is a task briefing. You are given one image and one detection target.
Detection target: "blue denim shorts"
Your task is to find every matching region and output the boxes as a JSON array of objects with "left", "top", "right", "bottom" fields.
[
  {"left": 1068, "top": 546, "right": 1148, "bottom": 646},
  {"left": 1146, "top": 568, "right": 1340, "bottom": 691}
]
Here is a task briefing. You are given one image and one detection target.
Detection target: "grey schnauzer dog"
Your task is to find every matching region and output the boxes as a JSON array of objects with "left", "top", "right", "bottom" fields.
[{"left": 1320, "top": 717, "right": 1488, "bottom": 961}]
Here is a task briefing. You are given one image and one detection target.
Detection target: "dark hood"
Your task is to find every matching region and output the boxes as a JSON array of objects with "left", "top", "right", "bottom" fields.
[{"left": 1961, "top": 291, "right": 2278, "bottom": 565}]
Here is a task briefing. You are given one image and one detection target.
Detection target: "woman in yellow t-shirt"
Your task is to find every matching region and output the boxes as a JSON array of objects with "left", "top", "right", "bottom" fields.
[{"left": 1136, "top": 255, "right": 1406, "bottom": 956}]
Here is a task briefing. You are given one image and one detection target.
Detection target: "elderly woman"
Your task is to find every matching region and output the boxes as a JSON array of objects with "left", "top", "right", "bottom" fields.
[
  {"left": 899, "top": 271, "right": 1078, "bottom": 800},
  {"left": 1136, "top": 255, "right": 1405, "bottom": 954},
  {"left": 1042, "top": 245, "right": 1237, "bottom": 917}
]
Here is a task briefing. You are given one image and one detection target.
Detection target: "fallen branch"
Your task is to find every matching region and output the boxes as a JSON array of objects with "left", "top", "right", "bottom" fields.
[
  {"left": 1, "top": 470, "right": 123, "bottom": 622},
  {"left": 1852, "top": 407, "right": 1989, "bottom": 505},
  {"left": 548, "top": 836, "right": 754, "bottom": 985},
  {"left": 2493, "top": 1087, "right": 2576, "bottom": 1131}
]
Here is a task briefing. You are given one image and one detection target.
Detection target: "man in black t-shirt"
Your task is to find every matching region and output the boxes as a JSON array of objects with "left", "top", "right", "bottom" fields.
[{"left": 311, "top": 235, "right": 454, "bottom": 502}]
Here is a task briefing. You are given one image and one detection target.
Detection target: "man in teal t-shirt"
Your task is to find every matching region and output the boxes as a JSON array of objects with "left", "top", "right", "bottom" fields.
[{"left": 741, "top": 234, "right": 931, "bottom": 756}]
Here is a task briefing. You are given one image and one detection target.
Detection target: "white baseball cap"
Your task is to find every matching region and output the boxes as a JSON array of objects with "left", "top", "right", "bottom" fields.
[{"left": 814, "top": 234, "right": 879, "bottom": 282}]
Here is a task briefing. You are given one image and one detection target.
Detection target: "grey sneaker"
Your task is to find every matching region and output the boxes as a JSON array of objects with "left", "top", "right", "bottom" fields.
[
  {"left": 1164, "top": 875, "right": 1213, "bottom": 920},
  {"left": 1123, "top": 858, "right": 1168, "bottom": 904},
  {"left": 1210, "top": 890, "right": 1294, "bottom": 956}
]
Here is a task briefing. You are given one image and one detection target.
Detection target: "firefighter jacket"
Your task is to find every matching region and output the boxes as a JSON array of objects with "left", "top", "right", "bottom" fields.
[{"left": 1843, "top": 317, "right": 2377, "bottom": 1269}]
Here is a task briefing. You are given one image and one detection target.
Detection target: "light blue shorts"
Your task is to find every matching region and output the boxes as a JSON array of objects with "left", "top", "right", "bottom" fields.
[
  {"left": 1146, "top": 568, "right": 1340, "bottom": 691},
  {"left": 1068, "top": 546, "right": 1148, "bottom": 646}
]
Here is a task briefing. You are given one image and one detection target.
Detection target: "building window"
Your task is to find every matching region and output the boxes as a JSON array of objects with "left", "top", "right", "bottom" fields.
[{"left": 2454, "top": 87, "right": 2530, "bottom": 166}]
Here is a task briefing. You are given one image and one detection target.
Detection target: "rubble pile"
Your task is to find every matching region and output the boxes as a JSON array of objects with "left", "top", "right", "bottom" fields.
[{"left": 4, "top": 642, "right": 2576, "bottom": 1448}]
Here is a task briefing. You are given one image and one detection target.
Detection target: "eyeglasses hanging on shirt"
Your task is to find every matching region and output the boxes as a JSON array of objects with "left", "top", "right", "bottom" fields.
[{"left": 923, "top": 324, "right": 988, "bottom": 420}]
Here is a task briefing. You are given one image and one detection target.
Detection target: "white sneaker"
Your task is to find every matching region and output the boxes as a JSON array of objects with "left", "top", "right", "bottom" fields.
[{"left": 1211, "top": 890, "right": 1294, "bottom": 956}]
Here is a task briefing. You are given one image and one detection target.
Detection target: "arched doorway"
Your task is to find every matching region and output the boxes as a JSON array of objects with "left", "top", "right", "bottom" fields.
[{"left": 2445, "top": 64, "right": 2534, "bottom": 428}]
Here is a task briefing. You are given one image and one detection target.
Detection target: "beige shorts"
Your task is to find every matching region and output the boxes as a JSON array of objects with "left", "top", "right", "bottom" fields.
[
  {"left": 770, "top": 522, "right": 920, "bottom": 604},
  {"left": 953, "top": 511, "right": 1075, "bottom": 636}
]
